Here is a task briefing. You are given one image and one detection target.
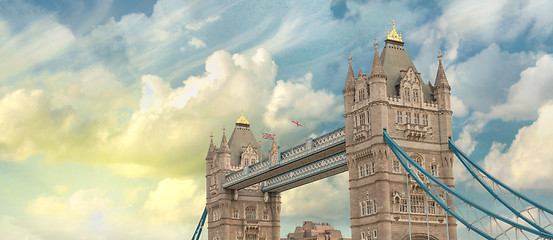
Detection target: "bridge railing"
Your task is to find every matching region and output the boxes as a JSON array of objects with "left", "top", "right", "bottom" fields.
[
  {"left": 223, "top": 127, "right": 346, "bottom": 188},
  {"left": 262, "top": 152, "right": 346, "bottom": 192}
]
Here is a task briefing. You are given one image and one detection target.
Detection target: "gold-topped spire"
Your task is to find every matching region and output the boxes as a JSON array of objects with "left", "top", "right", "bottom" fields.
[
  {"left": 236, "top": 109, "right": 249, "bottom": 125},
  {"left": 386, "top": 19, "right": 403, "bottom": 42}
]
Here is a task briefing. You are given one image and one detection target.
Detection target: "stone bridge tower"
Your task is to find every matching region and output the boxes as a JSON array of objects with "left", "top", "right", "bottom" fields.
[
  {"left": 344, "top": 21, "right": 457, "bottom": 240},
  {"left": 205, "top": 112, "right": 281, "bottom": 240}
]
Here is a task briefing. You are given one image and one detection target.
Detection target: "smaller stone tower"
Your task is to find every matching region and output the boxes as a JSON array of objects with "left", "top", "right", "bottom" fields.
[{"left": 206, "top": 112, "right": 281, "bottom": 240}]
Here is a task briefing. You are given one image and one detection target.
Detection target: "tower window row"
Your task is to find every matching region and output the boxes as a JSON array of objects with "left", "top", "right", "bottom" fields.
[
  {"left": 358, "top": 162, "right": 375, "bottom": 178},
  {"left": 396, "top": 111, "right": 428, "bottom": 126},
  {"left": 354, "top": 112, "right": 369, "bottom": 128},
  {"left": 361, "top": 228, "right": 377, "bottom": 240},
  {"left": 404, "top": 89, "right": 420, "bottom": 102},
  {"left": 360, "top": 199, "right": 377, "bottom": 216},
  {"left": 396, "top": 195, "right": 442, "bottom": 215}
]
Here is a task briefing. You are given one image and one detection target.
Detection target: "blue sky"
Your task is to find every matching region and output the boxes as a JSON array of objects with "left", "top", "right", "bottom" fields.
[{"left": 1, "top": 0, "right": 553, "bottom": 239}]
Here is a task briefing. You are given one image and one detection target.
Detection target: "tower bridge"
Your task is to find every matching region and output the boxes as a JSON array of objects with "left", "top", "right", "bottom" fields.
[{"left": 192, "top": 21, "right": 553, "bottom": 240}]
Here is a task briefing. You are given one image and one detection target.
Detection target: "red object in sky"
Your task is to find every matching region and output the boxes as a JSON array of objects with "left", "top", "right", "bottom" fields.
[
  {"left": 292, "top": 120, "right": 303, "bottom": 127},
  {"left": 262, "top": 132, "right": 274, "bottom": 140}
]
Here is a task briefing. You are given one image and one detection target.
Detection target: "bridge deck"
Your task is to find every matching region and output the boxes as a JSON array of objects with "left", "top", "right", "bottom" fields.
[{"left": 223, "top": 127, "right": 345, "bottom": 191}]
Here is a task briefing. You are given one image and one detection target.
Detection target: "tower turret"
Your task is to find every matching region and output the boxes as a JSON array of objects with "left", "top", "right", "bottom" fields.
[
  {"left": 219, "top": 127, "right": 231, "bottom": 169},
  {"left": 368, "top": 38, "right": 387, "bottom": 101},
  {"left": 434, "top": 50, "right": 451, "bottom": 111},
  {"left": 343, "top": 54, "right": 356, "bottom": 146}
]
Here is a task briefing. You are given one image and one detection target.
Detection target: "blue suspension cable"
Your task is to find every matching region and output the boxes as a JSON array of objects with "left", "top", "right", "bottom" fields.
[
  {"left": 384, "top": 130, "right": 553, "bottom": 239},
  {"left": 192, "top": 207, "right": 207, "bottom": 240},
  {"left": 450, "top": 139, "right": 553, "bottom": 235},
  {"left": 449, "top": 139, "right": 553, "bottom": 216}
]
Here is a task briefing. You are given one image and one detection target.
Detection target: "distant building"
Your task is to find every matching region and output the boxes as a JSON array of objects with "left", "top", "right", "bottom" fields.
[{"left": 282, "top": 221, "right": 351, "bottom": 240}]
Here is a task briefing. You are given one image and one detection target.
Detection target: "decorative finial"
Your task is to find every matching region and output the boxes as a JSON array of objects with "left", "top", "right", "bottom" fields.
[
  {"left": 373, "top": 38, "right": 379, "bottom": 48},
  {"left": 386, "top": 19, "right": 403, "bottom": 42},
  {"left": 222, "top": 125, "right": 226, "bottom": 133},
  {"left": 210, "top": 132, "right": 213, "bottom": 139},
  {"left": 348, "top": 52, "right": 353, "bottom": 64},
  {"left": 236, "top": 110, "right": 249, "bottom": 125},
  {"left": 438, "top": 50, "right": 443, "bottom": 62}
]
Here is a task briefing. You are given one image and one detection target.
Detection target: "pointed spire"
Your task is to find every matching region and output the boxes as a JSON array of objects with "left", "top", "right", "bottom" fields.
[
  {"left": 344, "top": 53, "right": 356, "bottom": 93},
  {"left": 435, "top": 50, "right": 450, "bottom": 89},
  {"left": 220, "top": 126, "right": 230, "bottom": 153},
  {"left": 206, "top": 132, "right": 215, "bottom": 159},
  {"left": 369, "top": 38, "right": 385, "bottom": 77},
  {"left": 209, "top": 132, "right": 215, "bottom": 151}
]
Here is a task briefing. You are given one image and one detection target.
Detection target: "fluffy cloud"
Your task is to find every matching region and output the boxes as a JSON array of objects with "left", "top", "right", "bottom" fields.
[
  {"left": 437, "top": 0, "right": 553, "bottom": 50},
  {"left": 140, "top": 177, "right": 205, "bottom": 224},
  {"left": 188, "top": 37, "right": 206, "bottom": 49},
  {"left": 19, "top": 186, "right": 203, "bottom": 240},
  {"left": 263, "top": 73, "right": 342, "bottom": 131},
  {"left": 0, "top": 48, "right": 341, "bottom": 178},
  {"left": 281, "top": 172, "right": 349, "bottom": 219},
  {"left": 489, "top": 55, "right": 553, "bottom": 121},
  {"left": 483, "top": 102, "right": 553, "bottom": 190},
  {"left": 446, "top": 44, "right": 539, "bottom": 113}
]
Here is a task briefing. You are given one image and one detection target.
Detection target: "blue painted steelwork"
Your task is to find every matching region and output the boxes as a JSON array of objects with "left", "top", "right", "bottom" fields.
[
  {"left": 223, "top": 127, "right": 345, "bottom": 189},
  {"left": 449, "top": 139, "right": 553, "bottom": 235},
  {"left": 191, "top": 206, "right": 207, "bottom": 240},
  {"left": 383, "top": 130, "right": 553, "bottom": 239},
  {"left": 262, "top": 152, "right": 347, "bottom": 192}
]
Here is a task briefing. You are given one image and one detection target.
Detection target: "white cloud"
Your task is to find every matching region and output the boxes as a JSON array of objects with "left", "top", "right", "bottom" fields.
[
  {"left": 27, "top": 189, "right": 113, "bottom": 220},
  {"left": 140, "top": 177, "right": 205, "bottom": 224},
  {"left": 451, "top": 95, "right": 468, "bottom": 118},
  {"left": 437, "top": 0, "right": 553, "bottom": 50},
  {"left": 263, "top": 73, "right": 342, "bottom": 131},
  {"left": 281, "top": 172, "right": 349, "bottom": 219},
  {"left": 21, "top": 187, "right": 204, "bottom": 240},
  {"left": 489, "top": 54, "right": 553, "bottom": 121},
  {"left": 483, "top": 101, "right": 553, "bottom": 190},
  {"left": 0, "top": 17, "right": 75, "bottom": 83},
  {"left": 188, "top": 37, "right": 206, "bottom": 49},
  {"left": 446, "top": 44, "right": 539, "bottom": 113},
  {"left": 0, "top": 215, "right": 40, "bottom": 240},
  {"left": 185, "top": 16, "right": 220, "bottom": 31},
  {"left": 454, "top": 112, "right": 489, "bottom": 155}
]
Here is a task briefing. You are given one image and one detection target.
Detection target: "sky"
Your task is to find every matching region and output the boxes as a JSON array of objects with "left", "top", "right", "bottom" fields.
[{"left": 1, "top": 0, "right": 553, "bottom": 239}]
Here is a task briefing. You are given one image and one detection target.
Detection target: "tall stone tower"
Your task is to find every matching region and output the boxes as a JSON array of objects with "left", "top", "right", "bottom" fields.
[
  {"left": 344, "top": 21, "right": 457, "bottom": 240},
  {"left": 205, "top": 112, "right": 281, "bottom": 240}
]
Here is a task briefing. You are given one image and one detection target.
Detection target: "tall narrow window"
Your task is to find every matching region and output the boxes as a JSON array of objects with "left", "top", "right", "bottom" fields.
[
  {"left": 233, "top": 209, "right": 239, "bottom": 219},
  {"left": 411, "top": 195, "right": 425, "bottom": 213},
  {"left": 397, "top": 111, "right": 403, "bottom": 123},
  {"left": 371, "top": 162, "right": 376, "bottom": 175},
  {"left": 400, "top": 199, "right": 408, "bottom": 213},
  {"left": 414, "top": 113, "right": 420, "bottom": 125},
  {"left": 406, "top": 112, "right": 411, "bottom": 124},
  {"left": 413, "top": 90, "right": 419, "bottom": 102},
  {"left": 361, "top": 232, "right": 366, "bottom": 240},
  {"left": 392, "top": 161, "right": 400, "bottom": 173},
  {"left": 422, "top": 115, "right": 428, "bottom": 126},
  {"left": 263, "top": 210, "right": 269, "bottom": 220},
  {"left": 360, "top": 113, "right": 365, "bottom": 126},
  {"left": 431, "top": 165, "right": 438, "bottom": 176},
  {"left": 405, "top": 91, "right": 410, "bottom": 101},
  {"left": 365, "top": 164, "right": 370, "bottom": 176}
]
